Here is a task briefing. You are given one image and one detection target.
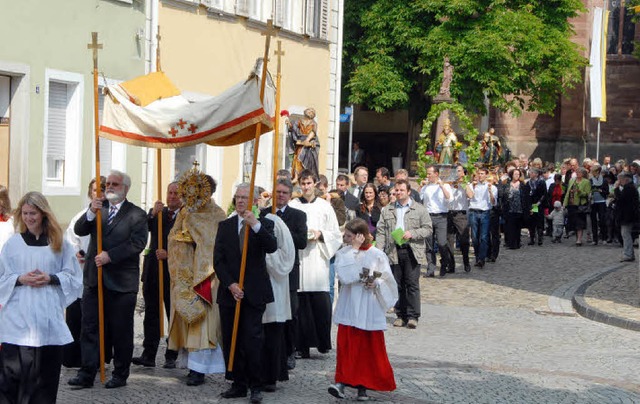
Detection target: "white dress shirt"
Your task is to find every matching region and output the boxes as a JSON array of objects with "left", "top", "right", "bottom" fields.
[{"left": 420, "top": 183, "right": 452, "bottom": 214}]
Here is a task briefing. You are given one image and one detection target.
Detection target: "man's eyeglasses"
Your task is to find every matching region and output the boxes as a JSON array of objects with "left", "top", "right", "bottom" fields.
[{"left": 105, "top": 182, "right": 121, "bottom": 187}]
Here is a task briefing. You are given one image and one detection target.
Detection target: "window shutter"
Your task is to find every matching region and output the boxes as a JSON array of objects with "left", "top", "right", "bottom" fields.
[
  {"left": 47, "top": 82, "right": 68, "bottom": 172},
  {"left": 305, "top": 0, "right": 316, "bottom": 36},
  {"left": 236, "top": 0, "right": 250, "bottom": 16},
  {"left": 274, "top": 0, "right": 285, "bottom": 27},
  {"left": 318, "top": 0, "right": 329, "bottom": 40}
]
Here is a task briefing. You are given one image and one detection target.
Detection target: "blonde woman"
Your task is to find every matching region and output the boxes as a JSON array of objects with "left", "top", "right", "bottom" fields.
[{"left": 0, "top": 192, "right": 82, "bottom": 403}]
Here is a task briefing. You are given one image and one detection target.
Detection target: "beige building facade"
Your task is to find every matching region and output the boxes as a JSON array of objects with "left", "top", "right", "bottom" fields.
[{"left": 155, "top": 0, "right": 343, "bottom": 208}]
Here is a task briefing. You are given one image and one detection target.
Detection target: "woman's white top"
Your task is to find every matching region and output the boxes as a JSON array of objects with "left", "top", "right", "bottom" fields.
[
  {"left": 0, "top": 217, "right": 14, "bottom": 253},
  {"left": 333, "top": 245, "right": 398, "bottom": 331},
  {"left": 0, "top": 235, "right": 83, "bottom": 346}
]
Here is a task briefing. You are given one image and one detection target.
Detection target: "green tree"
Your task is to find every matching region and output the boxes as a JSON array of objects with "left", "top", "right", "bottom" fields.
[
  {"left": 630, "top": 1, "right": 640, "bottom": 59},
  {"left": 343, "top": 0, "right": 589, "bottom": 164}
]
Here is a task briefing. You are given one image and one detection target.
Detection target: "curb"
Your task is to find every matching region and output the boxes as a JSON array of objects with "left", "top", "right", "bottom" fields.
[{"left": 571, "top": 263, "right": 640, "bottom": 332}]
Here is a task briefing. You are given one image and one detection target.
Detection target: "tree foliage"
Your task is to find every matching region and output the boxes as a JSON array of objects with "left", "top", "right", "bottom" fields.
[
  {"left": 629, "top": 0, "right": 640, "bottom": 59},
  {"left": 343, "top": 0, "right": 589, "bottom": 116}
]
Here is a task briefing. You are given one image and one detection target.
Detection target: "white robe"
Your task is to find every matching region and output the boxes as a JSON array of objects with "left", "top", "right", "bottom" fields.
[
  {"left": 65, "top": 209, "right": 90, "bottom": 255},
  {"left": 289, "top": 197, "right": 342, "bottom": 292},
  {"left": 0, "top": 217, "right": 14, "bottom": 253},
  {"left": 333, "top": 246, "right": 398, "bottom": 331},
  {"left": 263, "top": 213, "right": 294, "bottom": 324},
  {"left": 0, "top": 235, "right": 83, "bottom": 346}
]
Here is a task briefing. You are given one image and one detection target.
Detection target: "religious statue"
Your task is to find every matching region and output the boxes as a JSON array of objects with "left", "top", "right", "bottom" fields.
[
  {"left": 435, "top": 56, "right": 454, "bottom": 101},
  {"left": 290, "top": 107, "right": 320, "bottom": 183},
  {"left": 481, "top": 128, "right": 502, "bottom": 167},
  {"left": 434, "top": 118, "right": 458, "bottom": 165}
]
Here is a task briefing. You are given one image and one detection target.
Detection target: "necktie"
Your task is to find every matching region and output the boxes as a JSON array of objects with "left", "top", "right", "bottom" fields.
[
  {"left": 170, "top": 210, "right": 177, "bottom": 221},
  {"left": 239, "top": 220, "right": 246, "bottom": 252},
  {"left": 107, "top": 206, "right": 117, "bottom": 225},
  {"left": 276, "top": 209, "right": 283, "bottom": 218}
]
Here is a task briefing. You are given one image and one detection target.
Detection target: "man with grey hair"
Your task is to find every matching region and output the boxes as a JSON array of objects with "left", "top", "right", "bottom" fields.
[
  {"left": 215, "top": 183, "right": 277, "bottom": 402},
  {"left": 69, "top": 170, "right": 148, "bottom": 389}
]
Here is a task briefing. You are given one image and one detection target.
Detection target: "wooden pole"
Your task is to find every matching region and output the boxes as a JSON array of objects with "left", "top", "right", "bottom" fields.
[
  {"left": 155, "top": 26, "right": 166, "bottom": 340},
  {"left": 271, "top": 40, "right": 284, "bottom": 215},
  {"left": 87, "top": 32, "right": 106, "bottom": 384},
  {"left": 228, "top": 19, "right": 277, "bottom": 372}
]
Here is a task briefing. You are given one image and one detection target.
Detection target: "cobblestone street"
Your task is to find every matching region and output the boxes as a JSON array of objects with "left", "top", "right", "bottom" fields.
[{"left": 58, "top": 238, "right": 640, "bottom": 403}]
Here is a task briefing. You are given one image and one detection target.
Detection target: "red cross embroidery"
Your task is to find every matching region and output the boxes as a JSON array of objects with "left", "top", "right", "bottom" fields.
[
  {"left": 188, "top": 123, "right": 198, "bottom": 134},
  {"left": 177, "top": 119, "right": 187, "bottom": 129},
  {"left": 169, "top": 127, "right": 178, "bottom": 137}
]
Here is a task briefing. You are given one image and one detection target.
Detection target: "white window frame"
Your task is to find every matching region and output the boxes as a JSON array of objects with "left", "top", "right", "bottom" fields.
[
  {"left": 42, "top": 69, "right": 84, "bottom": 196},
  {"left": 97, "top": 77, "right": 127, "bottom": 177}
]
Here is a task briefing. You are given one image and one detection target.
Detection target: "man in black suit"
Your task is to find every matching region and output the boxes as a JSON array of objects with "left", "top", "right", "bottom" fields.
[
  {"left": 336, "top": 174, "right": 359, "bottom": 212},
  {"left": 215, "top": 184, "right": 278, "bottom": 404},
  {"left": 132, "top": 182, "right": 182, "bottom": 369},
  {"left": 260, "top": 179, "right": 307, "bottom": 373},
  {"left": 68, "top": 170, "right": 148, "bottom": 389}
]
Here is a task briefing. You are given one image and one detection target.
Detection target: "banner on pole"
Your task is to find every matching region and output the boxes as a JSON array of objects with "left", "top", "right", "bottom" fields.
[
  {"left": 100, "top": 67, "right": 275, "bottom": 149},
  {"left": 589, "top": 7, "right": 609, "bottom": 122}
]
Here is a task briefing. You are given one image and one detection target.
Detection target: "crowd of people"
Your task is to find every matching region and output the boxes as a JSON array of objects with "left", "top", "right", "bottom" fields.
[{"left": 0, "top": 152, "right": 638, "bottom": 403}]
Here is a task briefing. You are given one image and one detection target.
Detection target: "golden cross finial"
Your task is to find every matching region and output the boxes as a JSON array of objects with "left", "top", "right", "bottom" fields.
[
  {"left": 274, "top": 40, "right": 284, "bottom": 75},
  {"left": 192, "top": 160, "right": 200, "bottom": 171},
  {"left": 87, "top": 32, "right": 103, "bottom": 70},
  {"left": 262, "top": 19, "right": 278, "bottom": 39}
]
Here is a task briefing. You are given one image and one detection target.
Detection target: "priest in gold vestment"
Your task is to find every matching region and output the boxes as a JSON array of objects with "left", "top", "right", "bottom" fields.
[{"left": 167, "top": 171, "right": 227, "bottom": 386}]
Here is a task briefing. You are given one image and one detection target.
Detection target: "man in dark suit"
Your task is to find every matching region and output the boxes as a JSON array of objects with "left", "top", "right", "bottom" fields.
[
  {"left": 215, "top": 184, "right": 278, "bottom": 404},
  {"left": 260, "top": 179, "right": 307, "bottom": 372},
  {"left": 336, "top": 174, "right": 359, "bottom": 212},
  {"left": 132, "top": 182, "right": 182, "bottom": 369},
  {"left": 68, "top": 170, "right": 148, "bottom": 389}
]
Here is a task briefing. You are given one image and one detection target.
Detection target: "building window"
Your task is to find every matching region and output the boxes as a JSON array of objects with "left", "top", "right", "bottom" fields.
[
  {"left": 304, "top": 0, "right": 329, "bottom": 40},
  {"left": 175, "top": 144, "right": 207, "bottom": 179},
  {"left": 607, "top": 0, "right": 636, "bottom": 55},
  {"left": 43, "top": 69, "right": 83, "bottom": 195}
]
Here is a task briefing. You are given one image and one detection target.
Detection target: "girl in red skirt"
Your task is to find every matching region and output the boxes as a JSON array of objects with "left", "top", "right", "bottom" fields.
[{"left": 328, "top": 218, "right": 398, "bottom": 401}]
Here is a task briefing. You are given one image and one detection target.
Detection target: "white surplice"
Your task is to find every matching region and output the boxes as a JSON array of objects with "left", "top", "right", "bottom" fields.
[
  {"left": 263, "top": 213, "right": 294, "bottom": 323},
  {"left": 289, "top": 197, "right": 342, "bottom": 292},
  {"left": 333, "top": 246, "right": 398, "bottom": 331},
  {"left": 0, "top": 235, "right": 83, "bottom": 346}
]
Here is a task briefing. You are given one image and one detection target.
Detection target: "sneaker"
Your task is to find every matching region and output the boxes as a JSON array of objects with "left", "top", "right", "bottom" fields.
[
  {"left": 393, "top": 318, "right": 406, "bottom": 327},
  {"left": 328, "top": 383, "right": 346, "bottom": 399},
  {"left": 357, "top": 387, "right": 369, "bottom": 401},
  {"left": 406, "top": 319, "right": 418, "bottom": 329}
]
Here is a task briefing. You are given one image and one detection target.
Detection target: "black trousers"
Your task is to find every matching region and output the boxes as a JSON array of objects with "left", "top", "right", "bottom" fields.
[
  {"left": 284, "top": 290, "right": 299, "bottom": 357},
  {"left": 527, "top": 211, "right": 544, "bottom": 243},
  {"left": 261, "top": 322, "right": 288, "bottom": 385},
  {"left": 141, "top": 258, "right": 177, "bottom": 362},
  {"left": 296, "top": 292, "right": 332, "bottom": 353},
  {"left": 0, "top": 344, "right": 63, "bottom": 404},
  {"left": 504, "top": 212, "right": 523, "bottom": 249},
  {"left": 220, "top": 303, "right": 266, "bottom": 390},
  {"left": 489, "top": 209, "right": 501, "bottom": 259},
  {"left": 448, "top": 211, "right": 470, "bottom": 266},
  {"left": 392, "top": 247, "right": 421, "bottom": 321},
  {"left": 590, "top": 203, "right": 607, "bottom": 243},
  {"left": 77, "top": 287, "right": 137, "bottom": 381},
  {"left": 62, "top": 298, "right": 82, "bottom": 368}
]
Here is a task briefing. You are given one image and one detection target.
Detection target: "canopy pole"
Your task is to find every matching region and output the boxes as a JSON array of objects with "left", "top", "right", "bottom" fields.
[
  {"left": 155, "top": 26, "right": 166, "bottom": 340},
  {"left": 271, "top": 40, "right": 284, "bottom": 214},
  {"left": 228, "top": 19, "right": 277, "bottom": 372},
  {"left": 87, "top": 32, "right": 106, "bottom": 384}
]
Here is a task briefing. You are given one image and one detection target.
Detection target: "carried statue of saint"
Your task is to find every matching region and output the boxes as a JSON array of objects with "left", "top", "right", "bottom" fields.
[
  {"left": 289, "top": 107, "right": 320, "bottom": 183},
  {"left": 434, "top": 118, "right": 458, "bottom": 165},
  {"left": 481, "top": 128, "right": 502, "bottom": 167}
]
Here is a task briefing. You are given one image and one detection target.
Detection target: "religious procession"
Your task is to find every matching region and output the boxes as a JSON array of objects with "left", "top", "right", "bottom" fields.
[{"left": 1, "top": 1, "right": 640, "bottom": 404}]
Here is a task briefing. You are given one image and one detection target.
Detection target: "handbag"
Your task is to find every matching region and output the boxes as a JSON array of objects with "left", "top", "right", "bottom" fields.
[{"left": 577, "top": 204, "right": 590, "bottom": 214}]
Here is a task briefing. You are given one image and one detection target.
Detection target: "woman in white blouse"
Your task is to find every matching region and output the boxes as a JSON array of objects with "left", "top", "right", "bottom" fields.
[
  {"left": 0, "top": 192, "right": 82, "bottom": 403},
  {"left": 328, "top": 218, "right": 398, "bottom": 401}
]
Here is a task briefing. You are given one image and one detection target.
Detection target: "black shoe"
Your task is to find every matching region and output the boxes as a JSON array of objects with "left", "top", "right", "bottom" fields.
[
  {"left": 425, "top": 269, "right": 435, "bottom": 278},
  {"left": 486, "top": 257, "right": 496, "bottom": 263},
  {"left": 263, "top": 384, "right": 277, "bottom": 392},
  {"left": 439, "top": 269, "right": 446, "bottom": 277},
  {"left": 474, "top": 260, "right": 484, "bottom": 268},
  {"left": 286, "top": 353, "right": 296, "bottom": 370},
  {"left": 68, "top": 376, "right": 93, "bottom": 389},
  {"left": 464, "top": 264, "right": 471, "bottom": 272},
  {"left": 528, "top": 240, "right": 535, "bottom": 245},
  {"left": 318, "top": 347, "right": 330, "bottom": 354},
  {"left": 105, "top": 377, "right": 127, "bottom": 389},
  {"left": 221, "top": 385, "right": 248, "bottom": 398},
  {"left": 295, "top": 349, "right": 310, "bottom": 359},
  {"left": 250, "top": 389, "right": 263, "bottom": 403},
  {"left": 131, "top": 356, "right": 155, "bottom": 367},
  {"left": 186, "top": 370, "right": 205, "bottom": 386},
  {"left": 538, "top": 240, "right": 543, "bottom": 246},
  {"left": 163, "top": 358, "right": 176, "bottom": 369}
]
